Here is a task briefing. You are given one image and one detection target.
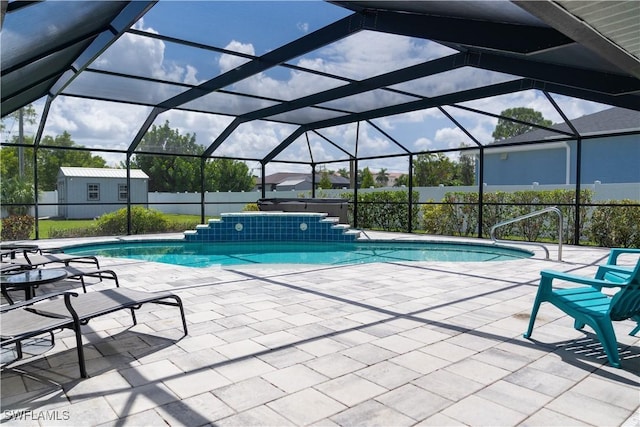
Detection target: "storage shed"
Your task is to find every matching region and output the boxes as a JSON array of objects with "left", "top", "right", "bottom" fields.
[{"left": 57, "top": 167, "right": 149, "bottom": 219}]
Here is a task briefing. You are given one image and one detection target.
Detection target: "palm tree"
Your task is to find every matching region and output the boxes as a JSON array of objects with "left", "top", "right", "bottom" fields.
[
  {"left": 1, "top": 177, "right": 35, "bottom": 215},
  {"left": 375, "top": 168, "right": 389, "bottom": 187},
  {"left": 336, "top": 168, "right": 349, "bottom": 178}
]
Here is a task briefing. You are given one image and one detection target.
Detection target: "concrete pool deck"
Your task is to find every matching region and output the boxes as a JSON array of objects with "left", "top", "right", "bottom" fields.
[{"left": 1, "top": 232, "right": 638, "bottom": 426}]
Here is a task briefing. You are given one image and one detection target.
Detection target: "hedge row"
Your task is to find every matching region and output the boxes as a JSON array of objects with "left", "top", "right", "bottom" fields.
[
  {"left": 422, "top": 191, "right": 640, "bottom": 248},
  {"left": 342, "top": 190, "right": 419, "bottom": 232},
  {"left": 343, "top": 189, "right": 638, "bottom": 248},
  {"left": 47, "top": 207, "right": 198, "bottom": 239},
  {"left": 421, "top": 189, "right": 593, "bottom": 243},
  {"left": 3, "top": 192, "right": 638, "bottom": 248},
  {"left": 588, "top": 200, "right": 640, "bottom": 248}
]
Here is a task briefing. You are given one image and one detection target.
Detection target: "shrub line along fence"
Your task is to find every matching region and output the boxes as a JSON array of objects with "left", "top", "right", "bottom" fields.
[
  {"left": 15, "top": 182, "right": 639, "bottom": 219},
  {"left": 1, "top": 183, "right": 638, "bottom": 247}
]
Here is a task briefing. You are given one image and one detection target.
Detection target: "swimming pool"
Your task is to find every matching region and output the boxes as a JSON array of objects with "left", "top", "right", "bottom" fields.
[{"left": 63, "top": 240, "right": 533, "bottom": 267}]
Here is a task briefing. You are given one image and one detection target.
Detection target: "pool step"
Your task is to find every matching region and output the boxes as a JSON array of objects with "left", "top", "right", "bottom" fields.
[{"left": 184, "top": 212, "right": 359, "bottom": 242}]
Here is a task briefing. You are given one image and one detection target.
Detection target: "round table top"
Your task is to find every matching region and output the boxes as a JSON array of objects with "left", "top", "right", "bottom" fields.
[{"left": 0, "top": 268, "right": 68, "bottom": 286}]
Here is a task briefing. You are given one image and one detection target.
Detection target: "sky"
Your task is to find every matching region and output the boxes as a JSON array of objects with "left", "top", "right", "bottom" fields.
[{"left": 4, "top": 0, "right": 612, "bottom": 176}]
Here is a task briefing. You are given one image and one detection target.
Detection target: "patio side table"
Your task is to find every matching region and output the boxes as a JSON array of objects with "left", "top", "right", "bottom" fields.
[{"left": 1, "top": 268, "right": 68, "bottom": 302}]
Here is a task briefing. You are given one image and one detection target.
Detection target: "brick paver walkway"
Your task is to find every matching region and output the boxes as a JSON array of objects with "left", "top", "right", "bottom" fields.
[{"left": 2, "top": 233, "right": 638, "bottom": 426}]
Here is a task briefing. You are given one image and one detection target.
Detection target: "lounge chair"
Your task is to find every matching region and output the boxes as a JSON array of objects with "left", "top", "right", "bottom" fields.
[
  {"left": 1, "top": 265, "right": 120, "bottom": 304},
  {"left": 1, "top": 262, "right": 26, "bottom": 274},
  {"left": 1, "top": 287, "right": 188, "bottom": 378},
  {"left": 9, "top": 248, "right": 100, "bottom": 270},
  {"left": 524, "top": 258, "right": 640, "bottom": 368},
  {"left": 60, "top": 265, "right": 119, "bottom": 292}
]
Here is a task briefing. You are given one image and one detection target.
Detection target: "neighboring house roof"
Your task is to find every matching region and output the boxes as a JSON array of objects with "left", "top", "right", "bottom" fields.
[
  {"left": 58, "top": 167, "right": 149, "bottom": 179},
  {"left": 320, "top": 174, "right": 350, "bottom": 185},
  {"left": 262, "top": 173, "right": 350, "bottom": 186},
  {"left": 263, "top": 173, "right": 304, "bottom": 185},
  {"left": 277, "top": 179, "right": 309, "bottom": 187},
  {"left": 494, "top": 107, "right": 640, "bottom": 145}
]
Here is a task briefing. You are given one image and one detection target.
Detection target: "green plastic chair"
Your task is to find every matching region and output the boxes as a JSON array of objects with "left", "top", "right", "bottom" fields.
[{"left": 524, "top": 257, "right": 640, "bottom": 368}]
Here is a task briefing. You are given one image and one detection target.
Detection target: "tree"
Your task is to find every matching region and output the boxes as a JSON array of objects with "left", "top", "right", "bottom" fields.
[
  {"left": 457, "top": 145, "right": 475, "bottom": 186},
  {"left": 360, "top": 167, "right": 375, "bottom": 188},
  {"left": 0, "top": 104, "right": 37, "bottom": 133},
  {"left": 492, "top": 107, "right": 553, "bottom": 141},
  {"left": 205, "top": 158, "right": 254, "bottom": 192},
  {"left": 0, "top": 142, "right": 28, "bottom": 178},
  {"left": 131, "top": 121, "right": 255, "bottom": 192},
  {"left": 375, "top": 168, "right": 389, "bottom": 187},
  {"left": 0, "top": 176, "right": 35, "bottom": 215},
  {"left": 0, "top": 132, "right": 107, "bottom": 191},
  {"left": 319, "top": 171, "right": 333, "bottom": 189},
  {"left": 130, "top": 121, "right": 203, "bottom": 192},
  {"left": 336, "top": 168, "right": 349, "bottom": 179},
  {"left": 1, "top": 104, "right": 38, "bottom": 179},
  {"left": 393, "top": 174, "right": 409, "bottom": 187},
  {"left": 413, "top": 153, "right": 457, "bottom": 186},
  {"left": 37, "top": 132, "right": 107, "bottom": 190}
]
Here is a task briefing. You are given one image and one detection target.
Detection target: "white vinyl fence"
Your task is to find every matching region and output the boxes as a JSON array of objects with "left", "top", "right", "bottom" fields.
[{"left": 4, "top": 182, "right": 638, "bottom": 219}]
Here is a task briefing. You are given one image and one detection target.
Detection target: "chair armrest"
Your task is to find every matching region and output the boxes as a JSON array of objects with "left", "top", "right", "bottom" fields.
[
  {"left": 540, "top": 269, "right": 622, "bottom": 288},
  {"left": 0, "top": 291, "right": 79, "bottom": 313},
  {"left": 607, "top": 248, "right": 640, "bottom": 265},
  {"left": 595, "top": 264, "right": 633, "bottom": 280}
]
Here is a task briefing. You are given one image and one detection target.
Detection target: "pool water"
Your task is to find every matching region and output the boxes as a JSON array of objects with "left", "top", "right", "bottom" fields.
[{"left": 64, "top": 240, "right": 532, "bottom": 267}]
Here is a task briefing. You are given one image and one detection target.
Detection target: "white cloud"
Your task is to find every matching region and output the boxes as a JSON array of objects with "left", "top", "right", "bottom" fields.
[
  {"left": 219, "top": 41, "right": 255, "bottom": 73},
  {"left": 214, "top": 121, "right": 299, "bottom": 160},
  {"left": 414, "top": 137, "right": 433, "bottom": 151},
  {"left": 43, "top": 97, "right": 151, "bottom": 164},
  {"left": 95, "top": 19, "right": 201, "bottom": 86},
  {"left": 309, "top": 31, "right": 455, "bottom": 80},
  {"left": 158, "top": 109, "right": 236, "bottom": 148},
  {"left": 435, "top": 127, "right": 468, "bottom": 149},
  {"left": 37, "top": 12, "right": 613, "bottom": 174}
]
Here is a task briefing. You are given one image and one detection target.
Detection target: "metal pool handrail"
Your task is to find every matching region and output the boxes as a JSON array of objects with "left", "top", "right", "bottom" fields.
[{"left": 490, "top": 206, "right": 563, "bottom": 261}]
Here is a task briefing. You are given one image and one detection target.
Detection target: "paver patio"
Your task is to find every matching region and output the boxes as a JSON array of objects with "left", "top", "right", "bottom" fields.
[{"left": 1, "top": 233, "right": 638, "bottom": 426}]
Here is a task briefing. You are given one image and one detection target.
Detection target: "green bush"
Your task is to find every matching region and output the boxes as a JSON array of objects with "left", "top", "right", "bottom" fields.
[
  {"left": 165, "top": 219, "right": 200, "bottom": 232},
  {"left": 342, "top": 190, "right": 419, "bottom": 231},
  {"left": 421, "top": 201, "right": 453, "bottom": 236},
  {"left": 0, "top": 178, "right": 35, "bottom": 216},
  {"left": 588, "top": 200, "right": 640, "bottom": 248},
  {"left": 243, "top": 203, "right": 259, "bottom": 211},
  {"left": 1, "top": 215, "right": 35, "bottom": 240},
  {"left": 420, "top": 189, "right": 595, "bottom": 243},
  {"left": 96, "top": 206, "right": 169, "bottom": 235},
  {"left": 48, "top": 226, "right": 99, "bottom": 239}
]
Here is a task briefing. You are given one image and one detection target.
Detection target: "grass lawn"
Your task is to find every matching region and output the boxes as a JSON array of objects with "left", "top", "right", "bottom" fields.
[
  {"left": 33, "top": 214, "right": 204, "bottom": 239},
  {"left": 36, "top": 219, "right": 95, "bottom": 239}
]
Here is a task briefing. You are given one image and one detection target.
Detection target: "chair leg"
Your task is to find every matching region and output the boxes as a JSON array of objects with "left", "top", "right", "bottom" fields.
[
  {"left": 174, "top": 295, "right": 188, "bottom": 336},
  {"left": 573, "top": 319, "right": 586, "bottom": 330},
  {"left": 2, "top": 288, "right": 15, "bottom": 305},
  {"left": 524, "top": 296, "right": 543, "bottom": 338},
  {"left": 71, "top": 321, "right": 88, "bottom": 378},
  {"left": 15, "top": 341, "right": 23, "bottom": 360},
  {"left": 629, "top": 316, "right": 640, "bottom": 336},
  {"left": 149, "top": 296, "right": 189, "bottom": 336},
  {"left": 591, "top": 319, "right": 621, "bottom": 368}
]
